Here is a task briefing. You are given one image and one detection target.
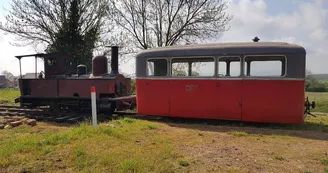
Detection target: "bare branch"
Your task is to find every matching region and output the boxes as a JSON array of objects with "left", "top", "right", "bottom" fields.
[
  {"left": 0, "top": 0, "right": 109, "bottom": 51},
  {"left": 107, "top": 0, "right": 232, "bottom": 53}
]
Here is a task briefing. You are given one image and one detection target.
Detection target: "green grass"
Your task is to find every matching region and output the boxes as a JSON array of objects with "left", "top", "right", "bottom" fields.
[
  {"left": 306, "top": 92, "right": 328, "bottom": 113},
  {"left": 0, "top": 88, "right": 20, "bottom": 105},
  {"left": 178, "top": 160, "right": 190, "bottom": 167},
  {"left": 0, "top": 118, "right": 179, "bottom": 173}
]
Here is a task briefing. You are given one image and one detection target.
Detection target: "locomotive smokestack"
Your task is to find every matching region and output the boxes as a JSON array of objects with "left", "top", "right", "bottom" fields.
[{"left": 110, "top": 46, "right": 119, "bottom": 76}]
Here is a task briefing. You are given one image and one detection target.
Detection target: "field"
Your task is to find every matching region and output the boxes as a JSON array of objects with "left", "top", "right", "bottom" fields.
[
  {"left": 0, "top": 89, "right": 328, "bottom": 173},
  {"left": 0, "top": 88, "right": 20, "bottom": 105}
]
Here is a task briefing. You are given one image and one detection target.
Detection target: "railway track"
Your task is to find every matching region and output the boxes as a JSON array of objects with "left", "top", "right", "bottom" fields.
[{"left": 0, "top": 105, "right": 138, "bottom": 124}]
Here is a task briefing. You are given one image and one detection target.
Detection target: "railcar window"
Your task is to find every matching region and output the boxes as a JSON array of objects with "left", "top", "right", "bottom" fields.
[
  {"left": 244, "top": 56, "right": 286, "bottom": 77},
  {"left": 171, "top": 57, "right": 214, "bottom": 77},
  {"left": 171, "top": 62, "right": 188, "bottom": 76},
  {"left": 147, "top": 59, "right": 167, "bottom": 76},
  {"left": 218, "top": 57, "right": 241, "bottom": 77}
]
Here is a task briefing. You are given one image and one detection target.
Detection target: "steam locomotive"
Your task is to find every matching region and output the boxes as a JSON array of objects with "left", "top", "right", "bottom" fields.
[{"left": 14, "top": 46, "right": 136, "bottom": 115}]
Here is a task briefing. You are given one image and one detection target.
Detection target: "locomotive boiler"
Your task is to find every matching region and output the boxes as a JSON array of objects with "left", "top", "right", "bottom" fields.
[{"left": 14, "top": 46, "right": 136, "bottom": 116}]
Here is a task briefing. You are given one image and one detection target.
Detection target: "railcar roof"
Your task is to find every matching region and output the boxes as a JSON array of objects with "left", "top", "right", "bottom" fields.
[{"left": 136, "top": 42, "right": 306, "bottom": 58}]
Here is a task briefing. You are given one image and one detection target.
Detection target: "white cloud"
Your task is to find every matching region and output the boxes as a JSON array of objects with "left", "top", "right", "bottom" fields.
[
  {"left": 0, "top": 33, "right": 43, "bottom": 76},
  {"left": 219, "top": 0, "right": 328, "bottom": 74},
  {"left": 308, "top": 28, "right": 327, "bottom": 41}
]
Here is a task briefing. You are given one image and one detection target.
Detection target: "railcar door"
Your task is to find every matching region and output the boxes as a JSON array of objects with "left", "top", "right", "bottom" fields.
[
  {"left": 215, "top": 56, "right": 242, "bottom": 120},
  {"left": 137, "top": 59, "right": 170, "bottom": 116},
  {"left": 169, "top": 57, "right": 228, "bottom": 119}
]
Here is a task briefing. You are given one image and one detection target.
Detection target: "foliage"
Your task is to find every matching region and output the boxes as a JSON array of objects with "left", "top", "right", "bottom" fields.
[
  {"left": 172, "top": 69, "right": 199, "bottom": 76},
  {"left": 130, "top": 79, "right": 136, "bottom": 94},
  {"left": 45, "top": 0, "right": 101, "bottom": 69},
  {"left": 0, "top": 0, "right": 109, "bottom": 69},
  {"left": 306, "top": 70, "right": 328, "bottom": 92},
  {"left": 1, "top": 71, "right": 14, "bottom": 80}
]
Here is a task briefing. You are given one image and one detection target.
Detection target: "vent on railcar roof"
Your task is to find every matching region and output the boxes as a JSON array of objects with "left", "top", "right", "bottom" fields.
[{"left": 252, "top": 36, "right": 260, "bottom": 42}]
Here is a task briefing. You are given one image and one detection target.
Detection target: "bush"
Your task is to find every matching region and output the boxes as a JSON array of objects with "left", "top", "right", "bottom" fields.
[
  {"left": 130, "top": 79, "right": 136, "bottom": 94},
  {"left": 307, "top": 86, "right": 327, "bottom": 92}
]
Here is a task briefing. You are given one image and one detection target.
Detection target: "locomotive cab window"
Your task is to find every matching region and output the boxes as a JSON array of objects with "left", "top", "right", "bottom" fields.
[
  {"left": 244, "top": 55, "right": 286, "bottom": 77},
  {"left": 171, "top": 57, "right": 214, "bottom": 77},
  {"left": 47, "top": 58, "right": 56, "bottom": 66},
  {"left": 147, "top": 59, "right": 167, "bottom": 76},
  {"left": 218, "top": 56, "right": 241, "bottom": 77}
]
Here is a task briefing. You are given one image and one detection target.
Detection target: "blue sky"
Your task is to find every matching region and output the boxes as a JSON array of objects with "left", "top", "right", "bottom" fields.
[{"left": 0, "top": 0, "right": 327, "bottom": 76}]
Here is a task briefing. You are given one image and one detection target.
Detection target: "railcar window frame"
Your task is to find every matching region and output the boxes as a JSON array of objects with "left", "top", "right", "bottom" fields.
[
  {"left": 217, "top": 56, "right": 242, "bottom": 78},
  {"left": 243, "top": 54, "right": 287, "bottom": 78},
  {"left": 170, "top": 56, "right": 216, "bottom": 78},
  {"left": 146, "top": 58, "right": 169, "bottom": 77}
]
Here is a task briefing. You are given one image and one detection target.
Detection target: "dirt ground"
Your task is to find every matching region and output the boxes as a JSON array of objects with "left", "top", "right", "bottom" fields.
[{"left": 162, "top": 122, "right": 328, "bottom": 173}]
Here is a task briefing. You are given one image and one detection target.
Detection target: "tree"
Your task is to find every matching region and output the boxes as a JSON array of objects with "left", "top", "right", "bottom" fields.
[
  {"left": 107, "top": 0, "right": 233, "bottom": 50},
  {"left": 305, "top": 69, "right": 327, "bottom": 92},
  {"left": 1, "top": 70, "right": 14, "bottom": 80},
  {"left": 0, "top": 0, "right": 109, "bottom": 54},
  {"left": 45, "top": 0, "right": 100, "bottom": 69},
  {"left": 107, "top": 0, "right": 232, "bottom": 76}
]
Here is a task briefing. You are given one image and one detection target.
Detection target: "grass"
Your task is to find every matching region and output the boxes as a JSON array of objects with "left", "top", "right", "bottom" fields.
[
  {"left": 306, "top": 92, "right": 328, "bottom": 113},
  {"left": 0, "top": 88, "right": 20, "bottom": 105},
  {"left": 0, "top": 118, "right": 180, "bottom": 173}
]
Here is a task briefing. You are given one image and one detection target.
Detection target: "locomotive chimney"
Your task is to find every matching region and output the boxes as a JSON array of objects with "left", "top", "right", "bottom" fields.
[{"left": 110, "top": 46, "right": 119, "bottom": 76}]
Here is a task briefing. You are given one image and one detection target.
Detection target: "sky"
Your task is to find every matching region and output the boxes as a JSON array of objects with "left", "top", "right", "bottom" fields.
[{"left": 0, "top": 0, "right": 327, "bottom": 76}]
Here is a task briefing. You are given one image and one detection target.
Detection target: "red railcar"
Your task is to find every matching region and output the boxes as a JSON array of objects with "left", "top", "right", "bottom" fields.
[{"left": 135, "top": 41, "right": 312, "bottom": 124}]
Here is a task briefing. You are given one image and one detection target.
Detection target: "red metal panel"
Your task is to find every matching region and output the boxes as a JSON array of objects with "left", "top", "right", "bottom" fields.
[
  {"left": 169, "top": 80, "right": 242, "bottom": 120},
  {"left": 136, "top": 79, "right": 169, "bottom": 116},
  {"left": 214, "top": 80, "right": 242, "bottom": 120},
  {"left": 241, "top": 80, "right": 305, "bottom": 124},
  {"left": 29, "top": 79, "right": 58, "bottom": 96},
  {"left": 169, "top": 79, "right": 216, "bottom": 118}
]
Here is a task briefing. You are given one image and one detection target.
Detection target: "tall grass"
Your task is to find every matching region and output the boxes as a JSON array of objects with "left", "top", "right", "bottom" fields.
[
  {"left": 0, "top": 88, "right": 20, "bottom": 105},
  {"left": 306, "top": 92, "right": 328, "bottom": 113},
  {"left": 0, "top": 118, "right": 178, "bottom": 173}
]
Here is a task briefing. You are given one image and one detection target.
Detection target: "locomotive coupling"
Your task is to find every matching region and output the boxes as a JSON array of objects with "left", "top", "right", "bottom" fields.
[
  {"left": 304, "top": 97, "right": 316, "bottom": 117},
  {"left": 304, "top": 97, "right": 315, "bottom": 109}
]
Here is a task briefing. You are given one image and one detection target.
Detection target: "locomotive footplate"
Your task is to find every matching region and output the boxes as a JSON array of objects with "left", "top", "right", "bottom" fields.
[{"left": 17, "top": 95, "right": 136, "bottom": 115}]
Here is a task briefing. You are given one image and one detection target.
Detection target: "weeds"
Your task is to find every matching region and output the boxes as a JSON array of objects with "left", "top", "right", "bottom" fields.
[
  {"left": 274, "top": 156, "right": 285, "bottom": 161},
  {"left": 322, "top": 159, "right": 328, "bottom": 166},
  {"left": 179, "top": 160, "right": 190, "bottom": 167}
]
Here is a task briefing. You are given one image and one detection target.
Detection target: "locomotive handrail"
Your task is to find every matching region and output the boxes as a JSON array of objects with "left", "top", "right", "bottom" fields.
[{"left": 19, "top": 95, "right": 136, "bottom": 101}]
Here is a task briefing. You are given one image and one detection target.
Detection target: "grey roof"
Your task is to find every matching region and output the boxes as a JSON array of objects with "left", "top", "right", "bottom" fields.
[
  {"left": 23, "top": 73, "right": 38, "bottom": 79},
  {"left": 136, "top": 42, "right": 306, "bottom": 58}
]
